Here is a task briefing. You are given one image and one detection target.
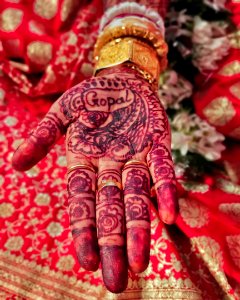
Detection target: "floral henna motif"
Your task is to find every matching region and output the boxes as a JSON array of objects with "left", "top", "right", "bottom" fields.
[
  {"left": 148, "top": 144, "right": 175, "bottom": 180},
  {"left": 67, "top": 169, "right": 99, "bottom": 271},
  {"left": 96, "top": 169, "right": 127, "bottom": 292},
  {"left": 12, "top": 115, "right": 64, "bottom": 171},
  {"left": 68, "top": 169, "right": 94, "bottom": 195},
  {"left": 124, "top": 167, "right": 150, "bottom": 195},
  {"left": 96, "top": 184, "right": 124, "bottom": 239},
  {"left": 123, "top": 165, "right": 151, "bottom": 225},
  {"left": 30, "top": 112, "right": 65, "bottom": 145},
  {"left": 97, "top": 205, "right": 123, "bottom": 236},
  {"left": 69, "top": 197, "right": 93, "bottom": 222},
  {"left": 147, "top": 143, "right": 178, "bottom": 223},
  {"left": 125, "top": 196, "right": 150, "bottom": 222},
  {"left": 123, "top": 165, "right": 151, "bottom": 273}
]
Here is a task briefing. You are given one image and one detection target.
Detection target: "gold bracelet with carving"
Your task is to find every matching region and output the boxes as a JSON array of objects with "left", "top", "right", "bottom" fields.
[
  {"left": 94, "top": 37, "right": 161, "bottom": 86},
  {"left": 94, "top": 17, "right": 168, "bottom": 71}
]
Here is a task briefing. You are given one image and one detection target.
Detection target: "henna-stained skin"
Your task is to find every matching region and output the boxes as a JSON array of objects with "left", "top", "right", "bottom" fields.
[
  {"left": 68, "top": 169, "right": 99, "bottom": 271},
  {"left": 12, "top": 65, "right": 178, "bottom": 293},
  {"left": 123, "top": 165, "right": 151, "bottom": 272},
  {"left": 96, "top": 167, "right": 128, "bottom": 292}
]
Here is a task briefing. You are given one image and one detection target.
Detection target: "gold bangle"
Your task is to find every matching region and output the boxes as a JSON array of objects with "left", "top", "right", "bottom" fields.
[
  {"left": 94, "top": 17, "right": 168, "bottom": 70},
  {"left": 94, "top": 37, "right": 161, "bottom": 85},
  {"left": 125, "top": 63, "right": 156, "bottom": 86}
]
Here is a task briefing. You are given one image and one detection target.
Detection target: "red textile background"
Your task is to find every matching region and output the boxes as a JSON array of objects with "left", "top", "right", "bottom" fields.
[{"left": 0, "top": 0, "right": 239, "bottom": 299}]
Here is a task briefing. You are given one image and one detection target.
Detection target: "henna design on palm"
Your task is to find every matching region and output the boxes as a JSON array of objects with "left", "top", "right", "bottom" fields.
[
  {"left": 61, "top": 76, "right": 168, "bottom": 161},
  {"left": 12, "top": 66, "right": 177, "bottom": 293}
]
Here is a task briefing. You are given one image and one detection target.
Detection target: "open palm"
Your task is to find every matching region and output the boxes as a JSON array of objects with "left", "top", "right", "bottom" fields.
[{"left": 12, "top": 67, "right": 178, "bottom": 293}]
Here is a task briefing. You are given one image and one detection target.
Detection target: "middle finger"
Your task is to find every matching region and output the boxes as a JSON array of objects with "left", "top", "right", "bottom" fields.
[{"left": 96, "top": 162, "right": 128, "bottom": 293}]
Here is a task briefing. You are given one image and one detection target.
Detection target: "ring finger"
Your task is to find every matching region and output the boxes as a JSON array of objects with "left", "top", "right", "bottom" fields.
[
  {"left": 122, "top": 160, "right": 151, "bottom": 273},
  {"left": 67, "top": 162, "right": 99, "bottom": 271}
]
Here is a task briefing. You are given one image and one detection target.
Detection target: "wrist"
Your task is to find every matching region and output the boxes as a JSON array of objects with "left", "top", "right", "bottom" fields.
[
  {"left": 95, "top": 64, "right": 134, "bottom": 77},
  {"left": 93, "top": 3, "right": 168, "bottom": 88},
  {"left": 95, "top": 63, "right": 158, "bottom": 90}
]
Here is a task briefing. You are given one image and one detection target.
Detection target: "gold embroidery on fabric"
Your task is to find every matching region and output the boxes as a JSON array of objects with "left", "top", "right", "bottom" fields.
[
  {"left": 102, "top": 289, "right": 203, "bottom": 300},
  {"left": 216, "top": 178, "right": 240, "bottom": 195},
  {"left": 179, "top": 198, "right": 209, "bottom": 228},
  {"left": 29, "top": 20, "right": 45, "bottom": 35},
  {"left": 203, "top": 97, "right": 236, "bottom": 126},
  {"left": 0, "top": 251, "right": 203, "bottom": 300},
  {"left": 191, "top": 237, "right": 235, "bottom": 299},
  {"left": 34, "top": 193, "right": 51, "bottom": 206},
  {"left": 27, "top": 41, "right": 53, "bottom": 66},
  {"left": 179, "top": 180, "right": 209, "bottom": 193},
  {"left": 34, "top": 0, "right": 58, "bottom": 20},
  {"left": 4, "top": 116, "right": 18, "bottom": 126},
  {"left": 4, "top": 236, "right": 24, "bottom": 251},
  {"left": 230, "top": 30, "right": 240, "bottom": 49},
  {"left": 219, "top": 60, "right": 240, "bottom": 76},
  {"left": 56, "top": 255, "right": 75, "bottom": 271},
  {"left": 0, "top": 8, "right": 23, "bottom": 32},
  {"left": 46, "top": 221, "right": 63, "bottom": 237},
  {"left": 0, "top": 202, "right": 15, "bottom": 218},
  {"left": 226, "top": 235, "right": 240, "bottom": 269},
  {"left": 230, "top": 82, "right": 240, "bottom": 99},
  {"left": 26, "top": 166, "right": 40, "bottom": 177},
  {"left": 219, "top": 203, "right": 240, "bottom": 223},
  {"left": 45, "top": 66, "right": 57, "bottom": 84},
  {"left": 7, "top": 65, "right": 32, "bottom": 94},
  {"left": 0, "top": 253, "right": 100, "bottom": 300},
  {"left": 61, "top": 0, "right": 75, "bottom": 22}
]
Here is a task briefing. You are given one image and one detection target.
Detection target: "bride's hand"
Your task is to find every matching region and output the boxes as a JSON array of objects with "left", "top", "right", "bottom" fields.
[{"left": 12, "top": 65, "right": 178, "bottom": 293}]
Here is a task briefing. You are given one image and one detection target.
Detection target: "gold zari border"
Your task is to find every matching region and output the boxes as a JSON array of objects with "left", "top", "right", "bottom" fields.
[{"left": 0, "top": 250, "right": 202, "bottom": 300}]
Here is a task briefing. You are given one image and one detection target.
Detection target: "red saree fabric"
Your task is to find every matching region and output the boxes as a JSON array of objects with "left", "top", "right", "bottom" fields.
[
  {"left": 194, "top": 0, "right": 240, "bottom": 140},
  {"left": 0, "top": 0, "right": 239, "bottom": 299}
]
